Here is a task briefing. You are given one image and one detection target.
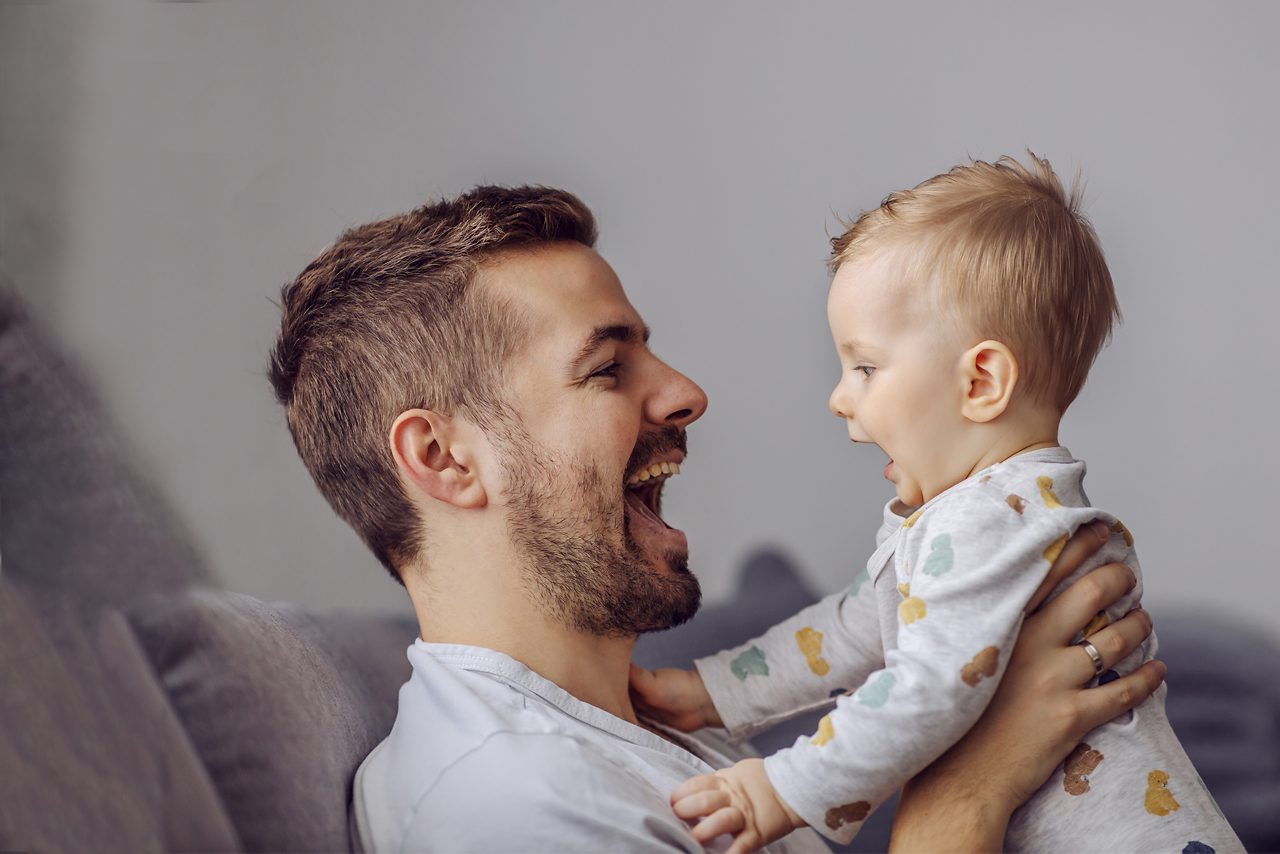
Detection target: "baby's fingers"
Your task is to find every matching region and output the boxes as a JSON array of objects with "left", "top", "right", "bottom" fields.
[
  {"left": 691, "top": 806, "right": 746, "bottom": 845},
  {"left": 672, "top": 787, "right": 730, "bottom": 821},
  {"left": 671, "top": 774, "right": 725, "bottom": 812},
  {"left": 726, "top": 827, "right": 765, "bottom": 854}
]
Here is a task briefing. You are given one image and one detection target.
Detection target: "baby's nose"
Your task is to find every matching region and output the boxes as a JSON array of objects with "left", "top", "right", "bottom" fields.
[{"left": 828, "top": 386, "right": 850, "bottom": 419}]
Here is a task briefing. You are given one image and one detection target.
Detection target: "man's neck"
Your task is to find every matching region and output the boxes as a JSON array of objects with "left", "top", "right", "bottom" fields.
[
  {"left": 515, "top": 626, "right": 641, "bottom": 723},
  {"left": 408, "top": 561, "right": 643, "bottom": 726}
]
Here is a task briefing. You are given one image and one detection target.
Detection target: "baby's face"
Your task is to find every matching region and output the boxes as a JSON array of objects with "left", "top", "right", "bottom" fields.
[{"left": 827, "top": 250, "right": 969, "bottom": 506}]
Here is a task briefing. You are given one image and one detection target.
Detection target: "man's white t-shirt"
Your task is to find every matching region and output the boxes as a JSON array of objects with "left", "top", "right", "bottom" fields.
[{"left": 353, "top": 640, "right": 827, "bottom": 853}]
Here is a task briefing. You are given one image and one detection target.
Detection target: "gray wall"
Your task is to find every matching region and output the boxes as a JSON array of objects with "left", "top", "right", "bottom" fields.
[{"left": 3, "top": 1, "right": 1277, "bottom": 634}]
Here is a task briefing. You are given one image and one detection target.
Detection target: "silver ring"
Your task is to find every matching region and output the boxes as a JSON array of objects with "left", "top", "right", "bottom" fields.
[{"left": 1077, "top": 640, "right": 1105, "bottom": 677}]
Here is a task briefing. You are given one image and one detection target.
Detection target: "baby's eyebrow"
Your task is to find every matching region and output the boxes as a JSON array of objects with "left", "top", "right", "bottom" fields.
[{"left": 839, "top": 338, "right": 878, "bottom": 359}]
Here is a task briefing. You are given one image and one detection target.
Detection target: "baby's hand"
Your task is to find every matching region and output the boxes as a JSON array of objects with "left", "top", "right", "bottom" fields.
[
  {"left": 629, "top": 663, "right": 723, "bottom": 732},
  {"left": 670, "top": 758, "right": 805, "bottom": 854}
]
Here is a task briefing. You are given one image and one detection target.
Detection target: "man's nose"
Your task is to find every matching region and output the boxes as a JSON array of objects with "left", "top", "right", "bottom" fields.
[{"left": 647, "top": 361, "right": 708, "bottom": 428}]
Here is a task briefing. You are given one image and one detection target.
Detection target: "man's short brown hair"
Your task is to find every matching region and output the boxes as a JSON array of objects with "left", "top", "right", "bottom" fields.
[
  {"left": 830, "top": 152, "right": 1120, "bottom": 412},
  {"left": 268, "top": 186, "right": 597, "bottom": 584}
]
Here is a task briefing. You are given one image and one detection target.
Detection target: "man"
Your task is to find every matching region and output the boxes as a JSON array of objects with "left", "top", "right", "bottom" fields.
[{"left": 268, "top": 186, "right": 1163, "bottom": 852}]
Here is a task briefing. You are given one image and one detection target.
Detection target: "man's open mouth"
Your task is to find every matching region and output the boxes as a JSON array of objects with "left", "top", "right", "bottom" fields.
[{"left": 624, "top": 461, "right": 681, "bottom": 530}]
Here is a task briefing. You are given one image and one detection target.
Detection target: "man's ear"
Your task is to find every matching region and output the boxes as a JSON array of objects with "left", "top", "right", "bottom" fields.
[
  {"left": 389, "top": 409, "right": 488, "bottom": 510},
  {"left": 959, "top": 340, "right": 1018, "bottom": 424}
]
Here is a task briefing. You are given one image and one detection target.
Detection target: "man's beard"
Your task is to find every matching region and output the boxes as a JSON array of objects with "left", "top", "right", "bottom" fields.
[{"left": 496, "top": 423, "right": 701, "bottom": 638}]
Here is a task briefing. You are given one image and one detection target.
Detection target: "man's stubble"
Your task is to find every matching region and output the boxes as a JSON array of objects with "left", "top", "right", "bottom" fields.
[{"left": 496, "top": 421, "right": 701, "bottom": 639}]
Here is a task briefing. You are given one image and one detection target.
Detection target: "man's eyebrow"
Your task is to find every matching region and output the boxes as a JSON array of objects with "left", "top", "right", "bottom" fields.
[{"left": 571, "top": 323, "right": 650, "bottom": 371}]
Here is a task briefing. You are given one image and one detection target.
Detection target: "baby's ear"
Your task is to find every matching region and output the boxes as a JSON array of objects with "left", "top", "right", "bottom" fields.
[{"left": 959, "top": 340, "right": 1018, "bottom": 423}]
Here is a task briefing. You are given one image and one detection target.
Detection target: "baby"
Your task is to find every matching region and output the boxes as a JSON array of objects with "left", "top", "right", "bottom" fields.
[{"left": 631, "top": 155, "right": 1242, "bottom": 852}]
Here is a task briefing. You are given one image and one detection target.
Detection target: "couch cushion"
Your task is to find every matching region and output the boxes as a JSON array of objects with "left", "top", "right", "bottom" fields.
[
  {"left": 1, "top": 278, "right": 236, "bottom": 851},
  {"left": 1157, "top": 613, "right": 1280, "bottom": 852},
  {"left": 0, "top": 577, "right": 240, "bottom": 852},
  {"left": 125, "top": 589, "right": 416, "bottom": 853},
  {"left": 0, "top": 277, "right": 211, "bottom": 606}
]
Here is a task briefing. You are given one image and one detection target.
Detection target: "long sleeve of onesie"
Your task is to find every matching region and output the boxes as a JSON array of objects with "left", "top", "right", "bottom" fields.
[
  {"left": 694, "top": 507, "right": 900, "bottom": 741},
  {"left": 694, "top": 581, "right": 885, "bottom": 740}
]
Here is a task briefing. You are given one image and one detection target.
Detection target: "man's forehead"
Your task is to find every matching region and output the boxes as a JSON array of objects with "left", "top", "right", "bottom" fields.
[
  {"left": 480, "top": 243, "right": 631, "bottom": 313},
  {"left": 477, "top": 242, "right": 645, "bottom": 360}
]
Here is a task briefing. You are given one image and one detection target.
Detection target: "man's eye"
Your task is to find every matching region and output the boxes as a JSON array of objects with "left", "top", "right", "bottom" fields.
[
  {"left": 856, "top": 366, "right": 875, "bottom": 378},
  {"left": 591, "top": 362, "right": 621, "bottom": 380}
]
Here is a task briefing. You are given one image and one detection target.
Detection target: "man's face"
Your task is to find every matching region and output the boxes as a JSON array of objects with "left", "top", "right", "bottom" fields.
[{"left": 479, "top": 242, "right": 709, "bottom": 637}]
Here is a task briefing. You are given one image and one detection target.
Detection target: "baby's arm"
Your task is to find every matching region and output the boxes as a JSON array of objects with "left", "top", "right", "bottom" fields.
[
  {"left": 631, "top": 584, "right": 882, "bottom": 735},
  {"left": 689, "top": 573, "right": 885, "bottom": 739},
  {"left": 759, "top": 487, "right": 1079, "bottom": 844}
]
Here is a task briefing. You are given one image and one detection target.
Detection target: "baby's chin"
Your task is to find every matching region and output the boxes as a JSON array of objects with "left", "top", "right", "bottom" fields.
[
  {"left": 894, "top": 480, "right": 926, "bottom": 507},
  {"left": 885, "top": 459, "right": 926, "bottom": 506}
]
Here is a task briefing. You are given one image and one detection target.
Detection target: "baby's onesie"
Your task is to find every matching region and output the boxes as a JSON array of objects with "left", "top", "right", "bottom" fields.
[{"left": 696, "top": 447, "right": 1242, "bottom": 852}]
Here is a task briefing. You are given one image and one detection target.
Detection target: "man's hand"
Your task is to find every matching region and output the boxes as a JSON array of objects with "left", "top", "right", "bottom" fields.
[
  {"left": 670, "top": 758, "right": 805, "bottom": 854},
  {"left": 629, "top": 663, "right": 723, "bottom": 732}
]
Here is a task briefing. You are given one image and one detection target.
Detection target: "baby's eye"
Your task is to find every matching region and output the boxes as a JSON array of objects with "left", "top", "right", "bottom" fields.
[{"left": 856, "top": 366, "right": 875, "bottom": 379}]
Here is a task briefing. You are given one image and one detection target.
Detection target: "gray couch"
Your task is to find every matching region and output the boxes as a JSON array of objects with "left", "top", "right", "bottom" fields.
[{"left": 2, "top": 280, "right": 1275, "bottom": 852}]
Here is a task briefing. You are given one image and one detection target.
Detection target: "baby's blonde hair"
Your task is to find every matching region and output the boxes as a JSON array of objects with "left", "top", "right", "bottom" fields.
[{"left": 830, "top": 152, "right": 1120, "bottom": 413}]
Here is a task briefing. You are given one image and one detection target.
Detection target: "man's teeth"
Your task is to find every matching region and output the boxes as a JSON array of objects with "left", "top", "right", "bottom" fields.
[{"left": 626, "top": 461, "right": 681, "bottom": 486}]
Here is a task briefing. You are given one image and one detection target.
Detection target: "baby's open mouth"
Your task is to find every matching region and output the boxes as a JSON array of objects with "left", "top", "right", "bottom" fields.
[{"left": 624, "top": 461, "right": 681, "bottom": 529}]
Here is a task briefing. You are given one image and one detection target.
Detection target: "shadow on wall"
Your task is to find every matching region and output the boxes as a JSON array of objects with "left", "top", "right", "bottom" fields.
[{"left": 634, "top": 549, "right": 1280, "bottom": 853}]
